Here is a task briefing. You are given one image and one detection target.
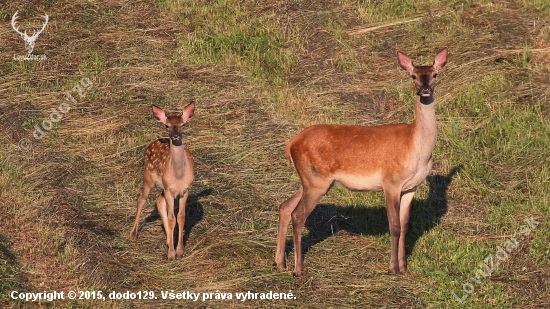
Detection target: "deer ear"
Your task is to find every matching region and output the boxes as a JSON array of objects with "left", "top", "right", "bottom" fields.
[
  {"left": 397, "top": 51, "right": 414, "bottom": 75},
  {"left": 182, "top": 102, "right": 195, "bottom": 122},
  {"left": 152, "top": 105, "right": 167, "bottom": 123},
  {"left": 433, "top": 47, "right": 448, "bottom": 71}
]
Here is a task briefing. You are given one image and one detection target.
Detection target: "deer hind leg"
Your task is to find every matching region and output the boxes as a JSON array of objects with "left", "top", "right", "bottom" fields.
[
  {"left": 130, "top": 174, "right": 155, "bottom": 240},
  {"left": 398, "top": 190, "right": 415, "bottom": 273},
  {"left": 384, "top": 185, "right": 403, "bottom": 274},
  {"left": 274, "top": 186, "right": 303, "bottom": 271},
  {"left": 176, "top": 190, "right": 189, "bottom": 258},
  {"left": 291, "top": 184, "right": 328, "bottom": 276}
]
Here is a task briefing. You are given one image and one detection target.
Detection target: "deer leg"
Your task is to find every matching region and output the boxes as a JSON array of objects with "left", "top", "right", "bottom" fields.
[
  {"left": 129, "top": 175, "right": 154, "bottom": 240},
  {"left": 274, "top": 186, "right": 303, "bottom": 271},
  {"left": 291, "top": 185, "right": 326, "bottom": 276},
  {"left": 164, "top": 191, "right": 177, "bottom": 260},
  {"left": 155, "top": 193, "right": 170, "bottom": 246},
  {"left": 384, "top": 186, "right": 402, "bottom": 274},
  {"left": 176, "top": 190, "right": 189, "bottom": 258},
  {"left": 398, "top": 190, "right": 415, "bottom": 273}
]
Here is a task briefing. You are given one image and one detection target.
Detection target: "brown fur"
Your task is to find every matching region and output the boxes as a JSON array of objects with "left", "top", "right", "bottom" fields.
[
  {"left": 130, "top": 103, "right": 195, "bottom": 260},
  {"left": 287, "top": 124, "right": 415, "bottom": 180},
  {"left": 275, "top": 48, "right": 448, "bottom": 276}
]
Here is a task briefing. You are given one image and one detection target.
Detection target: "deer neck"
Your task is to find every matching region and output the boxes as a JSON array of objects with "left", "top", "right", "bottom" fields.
[
  {"left": 412, "top": 95, "right": 437, "bottom": 160},
  {"left": 169, "top": 142, "right": 187, "bottom": 179}
]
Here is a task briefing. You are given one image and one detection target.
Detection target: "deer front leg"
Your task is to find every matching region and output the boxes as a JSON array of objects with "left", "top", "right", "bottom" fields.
[
  {"left": 176, "top": 190, "right": 189, "bottom": 258},
  {"left": 398, "top": 190, "right": 415, "bottom": 273},
  {"left": 385, "top": 187, "right": 402, "bottom": 274},
  {"left": 164, "top": 191, "right": 177, "bottom": 260},
  {"left": 155, "top": 193, "right": 169, "bottom": 246}
]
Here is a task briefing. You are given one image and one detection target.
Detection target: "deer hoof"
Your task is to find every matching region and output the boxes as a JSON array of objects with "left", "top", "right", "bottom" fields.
[
  {"left": 176, "top": 246, "right": 185, "bottom": 258},
  {"left": 273, "top": 261, "right": 286, "bottom": 271},
  {"left": 388, "top": 265, "right": 400, "bottom": 275},
  {"left": 168, "top": 250, "right": 176, "bottom": 261},
  {"left": 293, "top": 269, "right": 306, "bottom": 277}
]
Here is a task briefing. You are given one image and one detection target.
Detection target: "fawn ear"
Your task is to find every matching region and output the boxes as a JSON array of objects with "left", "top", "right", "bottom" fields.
[
  {"left": 433, "top": 47, "right": 448, "bottom": 72},
  {"left": 182, "top": 102, "right": 195, "bottom": 122},
  {"left": 397, "top": 51, "right": 415, "bottom": 75},
  {"left": 152, "top": 105, "right": 167, "bottom": 123}
]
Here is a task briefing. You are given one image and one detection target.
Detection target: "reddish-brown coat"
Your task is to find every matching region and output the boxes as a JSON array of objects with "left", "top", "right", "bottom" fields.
[
  {"left": 145, "top": 139, "right": 169, "bottom": 174},
  {"left": 286, "top": 123, "right": 416, "bottom": 183},
  {"left": 130, "top": 103, "right": 195, "bottom": 261},
  {"left": 275, "top": 48, "right": 448, "bottom": 276}
]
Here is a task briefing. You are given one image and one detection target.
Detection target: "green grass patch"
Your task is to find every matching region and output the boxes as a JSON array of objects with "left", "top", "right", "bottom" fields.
[
  {"left": 0, "top": 233, "right": 27, "bottom": 306},
  {"left": 158, "top": 0, "right": 295, "bottom": 83}
]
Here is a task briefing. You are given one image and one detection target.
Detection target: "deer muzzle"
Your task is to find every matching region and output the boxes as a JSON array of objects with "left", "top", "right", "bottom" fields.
[
  {"left": 418, "top": 86, "right": 433, "bottom": 97},
  {"left": 170, "top": 134, "right": 182, "bottom": 146}
]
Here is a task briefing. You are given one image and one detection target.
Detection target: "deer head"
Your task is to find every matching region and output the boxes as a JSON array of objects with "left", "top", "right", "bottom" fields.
[
  {"left": 11, "top": 11, "right": 49, "bottom": 54},
  {"left": 152, "top": 103, "right": 195, "bottom": 147},
  {"left": 397, "top": 47, "right": 448, "bottom": 98}
]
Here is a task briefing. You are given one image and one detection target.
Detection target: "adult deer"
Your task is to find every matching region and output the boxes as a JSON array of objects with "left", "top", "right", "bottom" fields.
[
  {"left": 275, "top": 48, "right": 448, "bottom": 276},
  {"left": 130, "top": 103, "right": 195, "bottom": 260}
]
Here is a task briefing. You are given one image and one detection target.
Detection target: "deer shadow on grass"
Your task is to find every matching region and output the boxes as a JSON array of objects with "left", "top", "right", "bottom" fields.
[
  {"left": 143, "top": 188, "right": 210, "bottom": 245},
  {"left": 284, "top": 166, "right": 462, "bottom": 264}
]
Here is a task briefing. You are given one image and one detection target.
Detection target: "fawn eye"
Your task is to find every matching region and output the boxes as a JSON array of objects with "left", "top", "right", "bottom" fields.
[
  {"left": 411, "top": 75, "right": 417, "bottom": 80},
  {"left": 164, "top": 125, "right": 169, "bottom": 128},
  {"left": 433, "top": 74, "right": 438, "bottom": 78}
]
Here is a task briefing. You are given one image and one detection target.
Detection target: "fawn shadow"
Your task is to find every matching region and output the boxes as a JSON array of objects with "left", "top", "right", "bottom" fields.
[
  {"left": 284, "top": 166, "right": 462, "bottom": 263},
  {"left": 144, "top": 188, "right": 210, "bottom": 245}
]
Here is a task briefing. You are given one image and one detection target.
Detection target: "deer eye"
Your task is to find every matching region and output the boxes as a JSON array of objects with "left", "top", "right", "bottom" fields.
[
  {"left": 164, "top": 125, "right": 169, "bottom": 128},
  {"left": 411, "top": 75, "right": 417, "bottom": 80},
  {"left": 433, "top": 73, "right": 438, "bottom": 78}
]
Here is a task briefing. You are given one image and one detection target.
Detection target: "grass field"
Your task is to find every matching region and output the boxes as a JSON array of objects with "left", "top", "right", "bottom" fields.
[{"left": 1, "top": 0, "right": 549, "bottom": 308}]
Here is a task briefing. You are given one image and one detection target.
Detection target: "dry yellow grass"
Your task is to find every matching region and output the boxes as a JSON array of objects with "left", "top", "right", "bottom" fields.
[{"left": 1, "top": 0, "right": 549, "bottom": 308}]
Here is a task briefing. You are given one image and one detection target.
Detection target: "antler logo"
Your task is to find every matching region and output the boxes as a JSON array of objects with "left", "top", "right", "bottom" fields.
[{"left": 11, "top": 11, "right": 49, "bottom": 54}]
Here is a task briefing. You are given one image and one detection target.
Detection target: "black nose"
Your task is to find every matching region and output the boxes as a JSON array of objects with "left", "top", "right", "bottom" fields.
[
  {"left": 170, "top": 134, "right": 183, "bottom": 146},
  {"left": 418, "top": 86, "right": 432, "bottom": 95}
]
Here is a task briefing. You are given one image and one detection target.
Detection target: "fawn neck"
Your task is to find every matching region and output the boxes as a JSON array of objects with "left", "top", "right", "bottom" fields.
[
  {"left": 412, "top": 95, "right": 437, "bottom": 160},
  {"left": 169, "top": 142, "right": 187, "bottom": 179}
]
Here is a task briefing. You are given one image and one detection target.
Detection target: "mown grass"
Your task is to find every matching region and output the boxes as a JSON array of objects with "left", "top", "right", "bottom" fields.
[{"left": 1, "top": 0, "right": 549, "bottom": 308}]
